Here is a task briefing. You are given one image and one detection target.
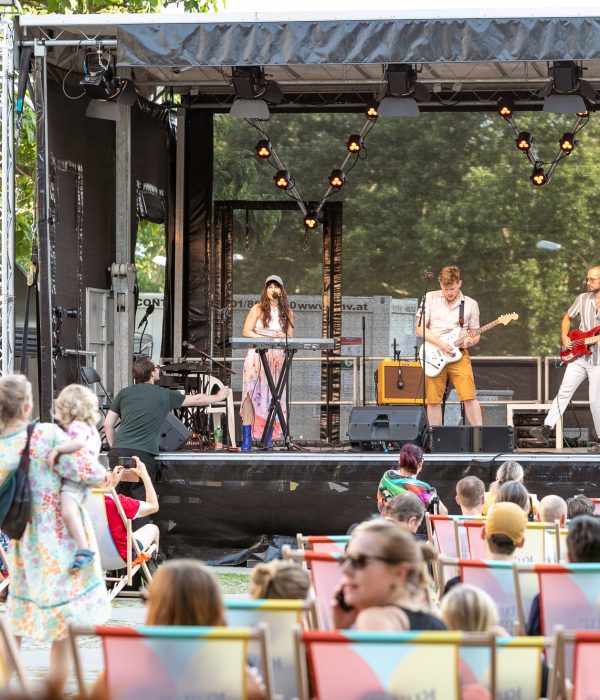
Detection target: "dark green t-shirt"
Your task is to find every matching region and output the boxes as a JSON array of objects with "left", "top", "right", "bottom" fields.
[{"left": 112, "top": 383, "right": 185, "bottom": 455}]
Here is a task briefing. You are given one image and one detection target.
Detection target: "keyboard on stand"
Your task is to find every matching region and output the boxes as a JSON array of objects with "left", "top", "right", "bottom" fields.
[{"left": 228, "top": 337, "right": 334, "bottom": 351}]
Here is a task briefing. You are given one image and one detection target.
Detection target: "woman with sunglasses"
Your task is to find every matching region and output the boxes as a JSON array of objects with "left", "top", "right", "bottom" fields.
[
  {"left": 331, "top": 519, "right": 445, "bottom": 631},
  {"left": 240, "top": 274, "right": 294, "bottom": 451}
]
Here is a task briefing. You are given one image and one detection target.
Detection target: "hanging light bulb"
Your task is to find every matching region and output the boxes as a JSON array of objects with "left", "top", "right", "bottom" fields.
[
  {"left": 530, "top": 163, "right": 547, "bottom": 187},
  {"left": 255, "top": 139, "right": 272, "bottom": 158},
  {"left": 329, "top": 169, "right": 347, "bottom": 189},
  {"left": 365, "top": 101, "right": 379, "bottom": 120},
  {"left": 346, "top": 134, "right": 363, "bottom": 153},
  {"left": 559, "top": 132, "right": 576, "bottom": 152},
  {"left": 515, "top": 131, "right": 533, "bottom": 152},
  {"left": 497, "top": 97, "right": 514, "bottom": 118},
  {"left": 303, "top": 210, "right": 320, "bottom": 230},
  {"left": 273, "top": 170, "right": 293, "bottom": 190}
]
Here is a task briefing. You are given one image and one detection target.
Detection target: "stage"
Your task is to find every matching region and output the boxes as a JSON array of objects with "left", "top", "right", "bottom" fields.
[{"left": 151, "top": 447, "right": 600, "bottom": 563}]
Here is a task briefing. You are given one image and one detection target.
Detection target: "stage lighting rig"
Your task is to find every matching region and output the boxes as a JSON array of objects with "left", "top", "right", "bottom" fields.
[
  {"left": 365, "top": 101, "right": 379, "bottom": 120},
  {"left": 303, "top": 210, "right": 320, "bottom": 230},
  {"left": 329, "top": 169, "right": 346, "bottom": 189},
  {"left": 541, "top": 62, "right": 595, "bottom": 113},
  {"left": 497, "top": 97, "right": 514, "bottom": 119},
  {"left": 559, "top": 133, "right": 576, "bottom": 152},
  {"left": 80, "top": 50, "right": 120, "bottom": 100},
  {"left": 274, "top": 170, "right": 293, "bottom": 190},
  {"left": 232, "top": 66, "right": 267, "bottom": 99},
  {"left": 347, "top": 134, "right": 363, "bottom": 153},
  {"left": 516, "top": 132, "right": 532, "bottom": 152}
]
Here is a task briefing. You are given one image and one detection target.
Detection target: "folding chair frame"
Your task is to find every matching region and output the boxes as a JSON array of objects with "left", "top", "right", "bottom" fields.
[{"left": 0, "top": 617, "right": 29, "bottom": 694}]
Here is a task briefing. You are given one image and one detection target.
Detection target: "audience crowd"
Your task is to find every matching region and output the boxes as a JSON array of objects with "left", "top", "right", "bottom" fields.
[{"left": 0, "top": 367, "right": 599, "bottom": 699}]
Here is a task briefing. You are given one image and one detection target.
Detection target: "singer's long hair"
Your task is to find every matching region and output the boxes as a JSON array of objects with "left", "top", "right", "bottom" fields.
[{"left": 259, "top": 282, "right": 292, "bottom": 333}]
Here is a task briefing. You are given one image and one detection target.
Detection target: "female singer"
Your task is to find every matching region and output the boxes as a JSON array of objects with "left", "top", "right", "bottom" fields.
[{"left": 240, "top": 274, "right": 294, "bottom": 451}]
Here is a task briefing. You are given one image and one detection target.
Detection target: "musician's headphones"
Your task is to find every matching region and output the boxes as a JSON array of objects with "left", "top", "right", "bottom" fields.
[{"left": 397, "top": 368, "right": 404, "bottom": 390}]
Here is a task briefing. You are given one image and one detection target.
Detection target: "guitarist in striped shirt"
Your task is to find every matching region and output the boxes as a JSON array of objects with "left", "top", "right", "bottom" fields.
[
  {"left": 416, "top": 265, "right": 483, "bottom": 427},
  {"left": 530, "top": 266, "right": 600, "bottom": 445}
]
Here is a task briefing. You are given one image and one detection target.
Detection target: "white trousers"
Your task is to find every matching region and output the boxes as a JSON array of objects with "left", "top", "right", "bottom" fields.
[{"left": 545, "top": 357, "right": 600, "bottom": 438}]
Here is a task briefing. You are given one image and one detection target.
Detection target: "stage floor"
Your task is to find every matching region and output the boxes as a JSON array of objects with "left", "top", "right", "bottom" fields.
[{"left": 150, "top": 447, "right": 599, "bottom": 563}]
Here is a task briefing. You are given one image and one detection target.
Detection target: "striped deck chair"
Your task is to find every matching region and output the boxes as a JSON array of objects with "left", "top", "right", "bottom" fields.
[
  {"left": 590, "top": 497, "right": 600, "bottom": 515},
  {"left": 558, "top": 527, "right": 568, "bottom": 562},
  {"left": 226, "top": 599, "right": 316, "bottom": 700},
  {"left": 513, "top": 562, "right": 600, "bottom": 636},
  {"left": 454, "top": 519, "right": 487, "bottom": 560},
  {"left": 84, "top": 488, "right": 157, "bottom": 599},
  {"left": 296, "top": 534, "right": 350, "bottom": 555},
  {"left": 439, "top": 558, "right": 538, "bottom": 635},
  {"left": 296, "top": 629, "right": 496, "bottom": 700},
  {"left": 512, "top": 522, "right": 560, "bottom": 564},
  {"left": 69, "top": 624, "right": 274, "bottom": 700},
  {"left": 0, "top": 617, "right": 29, "bottom": 694},
  {"left": 551, "top": 629, "right": 600, "bottom": 700},
  {"left": 282, "top": 545, "right": 342, "bottom": 630}
]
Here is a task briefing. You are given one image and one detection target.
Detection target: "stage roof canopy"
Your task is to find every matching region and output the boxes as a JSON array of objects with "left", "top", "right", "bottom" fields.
[{"left": 17, "top": 5, "right": 600, "bottom": 111}]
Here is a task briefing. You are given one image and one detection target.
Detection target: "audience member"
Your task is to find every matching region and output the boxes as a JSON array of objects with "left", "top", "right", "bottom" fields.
[
  {"left": 382, "top": 492, "right": 426, "bottom": 534},
  {"left": 441, "top": 584, "right": 506, "bottom": 634},
  {"left": 455, "top": 476, "right": 485, "bottom": 516},
  {"left": 496, "top": 480, "right": 531, "bottom": 518},
  {"left": 331, "top": 519, "right": 445, "bottom": 632},
  {"left": 444, "top": 502, "right": 527, "bottom": 595},
  {"left": 567, "top": 494, "right": 595, "bottom": 519},
  {"left": 145, "top": 560, "right": 265, "bottom": 699},
  {"left": 483, "top": 460, "right": 540, "bottom": 516},
  {"left": 538, "top": 494, "right": 568, "bottom": 526},
  {"left": 377, "top": 442, "right": 448, "bottom": 515},
  {"left": 103, "top": 459, "right": 160, "bottom": 560},
  {"left": 249, "top": 559, "right": 310, "bottom": 600},
  {"left": 526, "top": 515, "right": 600, "bottom": 635},
  {"left": 0, "top": 374, "right": 109, "bottom": 693},
  {"left": 48, "top": 384, "right": 102, "bottom": 572}
]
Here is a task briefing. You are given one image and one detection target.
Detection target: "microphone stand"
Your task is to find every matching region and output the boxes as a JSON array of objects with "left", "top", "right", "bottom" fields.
[
  {"left": 278, "top": 296, "right": 295, "bottom": 450},
  {"left": 138, "top": 317, "right": 150, "bottom": 355}
]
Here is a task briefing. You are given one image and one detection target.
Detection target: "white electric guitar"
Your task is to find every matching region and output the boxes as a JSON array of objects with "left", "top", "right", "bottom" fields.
[{"left": 419, "top": 313, "right": 519, "bottom": 377}]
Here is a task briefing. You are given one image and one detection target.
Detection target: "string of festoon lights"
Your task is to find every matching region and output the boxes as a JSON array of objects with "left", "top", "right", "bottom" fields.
[
  {"left": 245, "top": 102, "right": 379, "bottom": 243},
  {"left": 496, "top": 97, "right": 589, "bottom": 186}
]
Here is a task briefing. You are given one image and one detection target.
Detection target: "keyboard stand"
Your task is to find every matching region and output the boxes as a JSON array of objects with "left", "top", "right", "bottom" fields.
[{"left": 257, "top": 345, "right": 297, "bottom": 450}]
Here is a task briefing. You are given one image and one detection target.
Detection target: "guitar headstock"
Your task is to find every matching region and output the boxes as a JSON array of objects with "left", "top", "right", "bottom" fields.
[{"left": 497, "top": 313, "right": 519, "bottom": 325}]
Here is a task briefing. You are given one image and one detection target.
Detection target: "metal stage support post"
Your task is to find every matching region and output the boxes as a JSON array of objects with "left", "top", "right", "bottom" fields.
[
  {"left": 173, "top": 107, "right": 185, "bottom": 360},
  {"left": 0, "top": 19, "right": 15, "bottom": 376},
  {"left": 113, "top": 103, "right": 134, "bottom": 394},
  {"left": 33, "top": 41, "right": 54, "bottom": 420}
]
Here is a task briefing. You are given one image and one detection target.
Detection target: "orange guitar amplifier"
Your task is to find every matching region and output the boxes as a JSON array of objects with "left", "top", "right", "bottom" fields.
[{"left": 376, "top": 360, "right": 425, "bottom": 405}]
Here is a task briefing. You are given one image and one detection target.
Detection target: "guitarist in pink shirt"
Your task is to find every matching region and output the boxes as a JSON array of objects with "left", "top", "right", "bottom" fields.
[
  {"left": 416, "top": 265, "right": 483, "bottom": 427},
  {"left": 531, "top": 266, "right": 600, "bottom": 445}
]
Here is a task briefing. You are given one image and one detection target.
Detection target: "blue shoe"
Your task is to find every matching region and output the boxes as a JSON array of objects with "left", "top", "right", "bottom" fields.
[
  {"left": 70, "top": 549, "right": 95, "bottom": 572},
  {"left": 241, "top": 425, "right": 252, "bottom": 452}
]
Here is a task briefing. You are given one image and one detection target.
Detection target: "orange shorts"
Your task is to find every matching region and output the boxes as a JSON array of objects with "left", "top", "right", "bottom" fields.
[{"left": 425, "top": 350, "right": 477, "bottom": 404}]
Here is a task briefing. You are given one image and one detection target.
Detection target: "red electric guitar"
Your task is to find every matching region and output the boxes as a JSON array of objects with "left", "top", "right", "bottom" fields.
[{"left": 560, "top": 325, "right": 600, "bottom": 363}]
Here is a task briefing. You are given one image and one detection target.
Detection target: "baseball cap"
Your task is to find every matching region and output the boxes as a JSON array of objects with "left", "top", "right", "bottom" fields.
[
  {"left": 485, "top": 502, "right": 527, "bottom": 544},
  {"left": 265, "top": 274, "right": 283, "bottom": 287}
]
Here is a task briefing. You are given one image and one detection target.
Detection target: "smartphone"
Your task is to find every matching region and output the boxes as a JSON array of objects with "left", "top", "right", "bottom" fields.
[
  {"left": 335, "top": 590, "right": 353, "bottom": 612},
  {"left": 117, "top": 456, "right": 133, "bottom": 468}
]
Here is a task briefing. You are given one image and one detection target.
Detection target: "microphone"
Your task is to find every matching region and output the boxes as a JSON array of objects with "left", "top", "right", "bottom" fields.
[
  {"left": 137, "top": 303, "right": 155, "bottom": 329},
  {"left": 397, "top": 368, "right": 404, "bottom": 390},
  {"left": 425, "top": 271, "right": 434, "bottom": 280},
  {"left": 272, "top": 291, "right": 281, "bottom": 300}
]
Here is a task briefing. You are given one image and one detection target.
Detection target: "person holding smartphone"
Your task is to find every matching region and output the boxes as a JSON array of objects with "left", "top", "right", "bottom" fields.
[{"left": 103, "top": 457, "right": 160, "bottom": 561}]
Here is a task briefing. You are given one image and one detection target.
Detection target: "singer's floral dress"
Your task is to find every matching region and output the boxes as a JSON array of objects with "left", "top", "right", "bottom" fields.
[
  {"left": 0, "top": 422, "right": 110, "bottom": 642},
  {"left": 241, "top": 307, "right": 286, "bottom": 440}
]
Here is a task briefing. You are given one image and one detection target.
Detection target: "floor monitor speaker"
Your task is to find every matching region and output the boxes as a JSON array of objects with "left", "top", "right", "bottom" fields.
[
  {"left": 472, "top": 425, "right": 515, "bottom": 453},
  {"left": 348, "top": 405, "right": 429, "bottom": 451},
  {"left": 159, "top": 413, "right": 191, "bottom": 452},
  {"left": 430, "top": 425, "right": 472, "bottom": 453}
]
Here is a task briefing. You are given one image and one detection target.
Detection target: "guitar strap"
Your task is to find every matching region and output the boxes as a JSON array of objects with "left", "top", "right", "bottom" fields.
[{"left": 459, "top": 300, "right": 465, "bottom": 328}]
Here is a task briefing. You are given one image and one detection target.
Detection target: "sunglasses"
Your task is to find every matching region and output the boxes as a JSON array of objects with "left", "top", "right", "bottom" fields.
[{"left": 337, "top": 552, "right": 399, "bottom": 571}]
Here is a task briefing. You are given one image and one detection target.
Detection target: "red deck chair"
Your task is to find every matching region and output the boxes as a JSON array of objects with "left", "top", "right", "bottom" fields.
[
  {"left": 296, "top": 534, "right": 350, "bottom": 555},
  {"left": 552, "top": 629, "right": 600, "bottom": 700}
]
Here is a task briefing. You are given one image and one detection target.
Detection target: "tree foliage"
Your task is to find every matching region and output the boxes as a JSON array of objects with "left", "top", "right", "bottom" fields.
[{"left": 18, "top": 0, "right": 220, "bottom": 14}]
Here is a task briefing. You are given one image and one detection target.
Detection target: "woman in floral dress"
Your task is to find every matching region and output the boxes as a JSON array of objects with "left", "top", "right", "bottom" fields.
[
  {"left": 240, "top": 274, "right": 294, "bottom": 450},
  {"left": 0, "top": 374, "right": 110, "bottom": 691}
]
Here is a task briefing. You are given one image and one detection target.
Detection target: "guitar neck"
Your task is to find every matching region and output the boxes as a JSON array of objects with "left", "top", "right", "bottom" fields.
[
  {"left": 462, "top": 319, "right": 499, "bottom": 340},
  {"left": 586, "top": 335, "right": 600, "bottom": 346}
]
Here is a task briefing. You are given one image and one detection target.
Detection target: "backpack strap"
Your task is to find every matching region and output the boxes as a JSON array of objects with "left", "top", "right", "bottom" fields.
[{"left": 18, "top": 424, "right": 35, "bottom": 474}]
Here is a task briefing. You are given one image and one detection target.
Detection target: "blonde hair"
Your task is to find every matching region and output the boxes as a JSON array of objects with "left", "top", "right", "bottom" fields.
[
  {"left": 438, "top": 265, "right": 460, "bottom": 286},
  {"left": 0, "top": 374, "right": 32, "bottom": 430},
  {"left": 488, "top": 460, "right": 524, "bottom": 501},
  {"left": 353, "top": 519, "right": 436, "bottom": 603},
  {"left": 145, "top": 560, "right": 226, "bottom": 627},
  {"left": 249, "top": 560, "right": 311, "bottom": 600},
  {"left": 54, "top": 384, "right": 100, "bottom": 427},
  {"left": 441, "top": 584, "right": 499, "bottom": 632}
]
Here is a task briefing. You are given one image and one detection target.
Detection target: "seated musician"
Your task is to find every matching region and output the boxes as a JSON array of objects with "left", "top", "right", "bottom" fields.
[
  {"left": 240, "top": 274, "right": 294, "bottom": 451},
  {"left": 530, "top": 265, "right": 600, "bottom": 445}
]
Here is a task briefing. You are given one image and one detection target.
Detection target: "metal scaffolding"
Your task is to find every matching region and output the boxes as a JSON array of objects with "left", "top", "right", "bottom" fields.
[{"left": 1, "top": 18, "right": 15, "bottom": 376}]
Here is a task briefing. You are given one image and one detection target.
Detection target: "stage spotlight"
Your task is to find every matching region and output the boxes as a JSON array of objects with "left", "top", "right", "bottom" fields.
[
  {"left": 559, "top": 132, "right": 576, "bottom": 152},
  {"left": 304, "top": 210, "right": 320, "bottom": 230},
  {"left": 232, "top": 66, "right": 267, "bottom": 99},
  {"left": 387, "top": 64, "right": 417, "bottom": 96},
  {"left": 365, "top": 100, "right": 379, "bottom": 120},
  {"left": 274, "top": 170, "right": 293, "bottom": 190},
  {"left": 497, "top": 97, "right": 514, "bottom": 118},
  {"left": 80, "top": 51, "right": 120, "bottom": 100},
  {"left": 255, "top": 139, "right": 272, "bottom": 158},
  {"left": 347, "top": 134, "right": 363, "bottom": 153},
  {"left": 530, "top": 164, "right": 547, "bottom": 187},
  {"left": 329, "top": 169, "right": 346, "bottom": 189},
  {"left": 515, "top": 131, "right": 532, "bottom": 152}
]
